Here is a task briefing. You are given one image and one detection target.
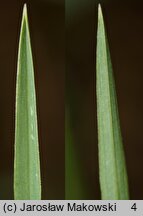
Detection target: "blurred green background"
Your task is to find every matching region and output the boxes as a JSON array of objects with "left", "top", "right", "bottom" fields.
[{"left": 0, "top": 0, "right": 143, "bottom": 199}]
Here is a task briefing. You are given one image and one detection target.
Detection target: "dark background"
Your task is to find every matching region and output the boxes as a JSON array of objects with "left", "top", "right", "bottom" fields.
[{"left": 0, "top": 0, "right": 143, "bottom": 199}]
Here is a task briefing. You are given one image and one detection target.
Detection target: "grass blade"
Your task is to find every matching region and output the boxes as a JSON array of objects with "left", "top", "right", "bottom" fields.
[
  {"left": 65, "top": 107, "right": 85, "bottom": 199},
  {"left": 14, "top": 4, "right": 41, "bottom": 200},
  {"left": 96, "top": 4, "right": 129, "bottom": 199}
]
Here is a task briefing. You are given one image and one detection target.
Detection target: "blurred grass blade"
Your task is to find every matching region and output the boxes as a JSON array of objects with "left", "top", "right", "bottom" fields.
[
  {"left": 96, "top": 4, "right": 129, "bottom": 200},
  {"left": 65, "top": 107, "right": 85, "bottom": 199},
  {"left": 14, "top": 4, "right": 41, "bottom": 200}
]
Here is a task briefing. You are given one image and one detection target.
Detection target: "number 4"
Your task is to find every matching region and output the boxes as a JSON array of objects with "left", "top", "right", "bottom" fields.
[{"left": 131, "top": 203, "right": 137, "bottom": 211}]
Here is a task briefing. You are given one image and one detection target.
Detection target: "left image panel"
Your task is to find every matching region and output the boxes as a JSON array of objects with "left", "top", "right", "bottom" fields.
[{"left": 0, "top": 0, "right": 65, "bottom": 200}]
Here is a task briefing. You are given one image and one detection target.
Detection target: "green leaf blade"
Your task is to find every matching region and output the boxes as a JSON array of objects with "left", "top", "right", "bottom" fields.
[
  {"left": 96, "top": 4, "right": 129, "bottom": 200},
  {"left": 14, "top": 4, "right": 41, "bottom": 200},
  {"left": 65, "top": 107, "right": 86, "bottom": 199}
]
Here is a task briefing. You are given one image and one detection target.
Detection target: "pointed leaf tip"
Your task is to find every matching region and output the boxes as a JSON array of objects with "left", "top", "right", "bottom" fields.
[
  {"left": 23, "top": 3, "right": 27, "bottom": 18},
  {"left": 98, "top": 4, "right": 103, "bottom": 19}
]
